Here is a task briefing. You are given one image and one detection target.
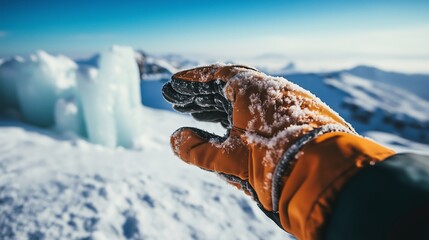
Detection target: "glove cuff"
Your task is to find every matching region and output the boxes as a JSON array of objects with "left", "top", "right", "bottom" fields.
[
  {"left": 271, "top": 124, "right": 356, "bottom": 212},
  {"left": 276, "top": 131, "right": 395, "bottom": 239}
]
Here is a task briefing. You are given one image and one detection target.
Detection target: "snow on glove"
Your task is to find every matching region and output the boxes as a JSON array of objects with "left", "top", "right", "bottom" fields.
[
  {"left": 162, "top": 64, "right": 397, "bottom": 240},
  {"left": 162, "top": 64, "right": 356, "bottom": 209},
  {"left": 163, "top": 65, "right": 402, "bottom": 240}
]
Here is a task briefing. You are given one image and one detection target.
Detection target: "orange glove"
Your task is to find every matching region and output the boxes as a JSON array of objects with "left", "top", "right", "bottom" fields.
[{"left": 162, "top": 64, "right": 394, "bottom": 239}]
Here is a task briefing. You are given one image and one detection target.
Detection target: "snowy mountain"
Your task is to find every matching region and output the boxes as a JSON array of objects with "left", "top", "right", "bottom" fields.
[
  {"left": 285, "top": 72, "right": 429, "bottom": 143},
  {"left": 136, "top": 52, "right": 210, "bottom": 111},
  {"left": 261, "top": 62, "right": 297, "bottom": 76},
  {"left": 137, "top": 53, "right": 429, "bottom": 143},
  {"left": 135, "top": 51, "right": 177, "bottom": 81},
  {"left": 134, "top": 51, "right": 208, "bottom": 110},
  {"left": 346, "top": 65, "right": 429, "bottom": 101},
  {"left": 135, "top": 51, "right": 203, "bottom": 81}
]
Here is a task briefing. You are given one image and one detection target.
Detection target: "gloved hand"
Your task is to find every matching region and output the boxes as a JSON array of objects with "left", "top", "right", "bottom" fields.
[
  {"left": 162, "top": 64, "right": 356, "bottom": 212},
  {"left": 162, "top": 64, "right": 396, "bottom": 239}
]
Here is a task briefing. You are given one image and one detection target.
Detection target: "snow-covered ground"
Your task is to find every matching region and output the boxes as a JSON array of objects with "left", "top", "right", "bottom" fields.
[
  {"left": 0, "top": 107, "right": 292, "bottom": 240},
  {"left": 1, "top": 107, "right": 428, "bottom": 240},
  {"left": 0, "top": 107, "right": 427, "bottom": 240}
]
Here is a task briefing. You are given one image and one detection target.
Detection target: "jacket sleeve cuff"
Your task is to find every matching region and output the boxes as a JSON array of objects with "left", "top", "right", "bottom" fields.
[{"left": 277, "top": 132, "right": 395, "bottom": 240}]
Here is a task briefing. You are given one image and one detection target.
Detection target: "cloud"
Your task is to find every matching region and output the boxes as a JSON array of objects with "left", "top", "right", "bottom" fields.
[
  {"left": 259, "top": 25, "right": 429, "bottom": 59},
  {"left": 0, "top": 31, "right": 8, "bottom": 38}
]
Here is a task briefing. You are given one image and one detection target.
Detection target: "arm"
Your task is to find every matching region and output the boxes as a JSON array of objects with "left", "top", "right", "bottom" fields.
[
  {"left": 162, "top": 65, "right": 428, "bottom": 239},
  {"left": 324, "top": 152, "right": 429, "bottom": 240}
]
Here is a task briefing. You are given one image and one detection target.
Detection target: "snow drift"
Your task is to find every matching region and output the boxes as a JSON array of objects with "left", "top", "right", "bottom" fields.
[{"left": 0, "top": 46, "right": 142, "bottom": 148}]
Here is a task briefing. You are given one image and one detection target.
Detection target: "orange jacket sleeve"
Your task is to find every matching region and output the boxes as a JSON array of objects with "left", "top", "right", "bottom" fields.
[{"left": 277, "top": 132, "right": 395, "bottom": 240}]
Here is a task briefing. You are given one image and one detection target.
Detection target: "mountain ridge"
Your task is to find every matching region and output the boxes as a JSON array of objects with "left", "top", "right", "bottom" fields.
[{"left": 137, "top": 52, "right": 429, "bottom": 143}]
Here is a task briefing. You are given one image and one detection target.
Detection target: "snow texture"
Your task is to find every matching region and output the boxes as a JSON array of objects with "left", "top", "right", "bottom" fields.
[
  {"left": 0, "top": 108, "right": 427, "bottom": 240},
  {"left": 226, "top": 70, "right": 354, "bottom": 170},
  {"left": 0, "top": 107, "right": 291, "bottom": 240}
]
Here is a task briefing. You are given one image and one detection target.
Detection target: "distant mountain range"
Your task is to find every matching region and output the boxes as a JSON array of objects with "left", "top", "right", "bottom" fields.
[
  {"left": 346, "top": 65, "right": 429, "bottom": 101},
  {"left": 135, "top": 51, "right": 202, "bottom": 81},
  {"left": 136, "top": 51, "right": 429, "bottom": 144}
]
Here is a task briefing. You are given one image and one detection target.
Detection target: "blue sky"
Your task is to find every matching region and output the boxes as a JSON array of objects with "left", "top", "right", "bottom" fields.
[{"left": 1, "top": 0, "right": 428, "bottom": 72}]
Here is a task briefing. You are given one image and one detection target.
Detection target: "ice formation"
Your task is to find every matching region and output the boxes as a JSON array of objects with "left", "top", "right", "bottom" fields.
[
  {"left": 0, "top": 52, "right": 77, "bottom": 127},
  {"left": 54, "top": 96, "right": 86, "bottom": 137},
  {"left": 0, "top": 46, "right": 142, "bottom": 148},
  {"left": 0, "top": 57, "right": 23, "bottom": 110},
  {"left": 77, "top": 46, "right": 142, "bottom": 148}
]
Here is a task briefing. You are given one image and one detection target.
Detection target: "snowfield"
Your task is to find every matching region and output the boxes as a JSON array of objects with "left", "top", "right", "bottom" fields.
[
  {"left": 1, "top": 107, "right": 428, "bottom": 240},
  {"left": 0, "top": 107, "right": 291, "bottom": 240}
]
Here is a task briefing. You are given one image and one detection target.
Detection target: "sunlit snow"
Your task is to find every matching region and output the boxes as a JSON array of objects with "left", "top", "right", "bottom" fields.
[
  {"left": 0, "top": 108, "right": 291, "bottom": 240},
  {"left": 1, "top": 47, "right": 429, "bottom": 240}
]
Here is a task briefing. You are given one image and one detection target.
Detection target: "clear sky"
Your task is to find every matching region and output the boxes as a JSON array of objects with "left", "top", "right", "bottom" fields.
[{"left": 1, "top": 0, "right": 428, "bottom": 72}]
